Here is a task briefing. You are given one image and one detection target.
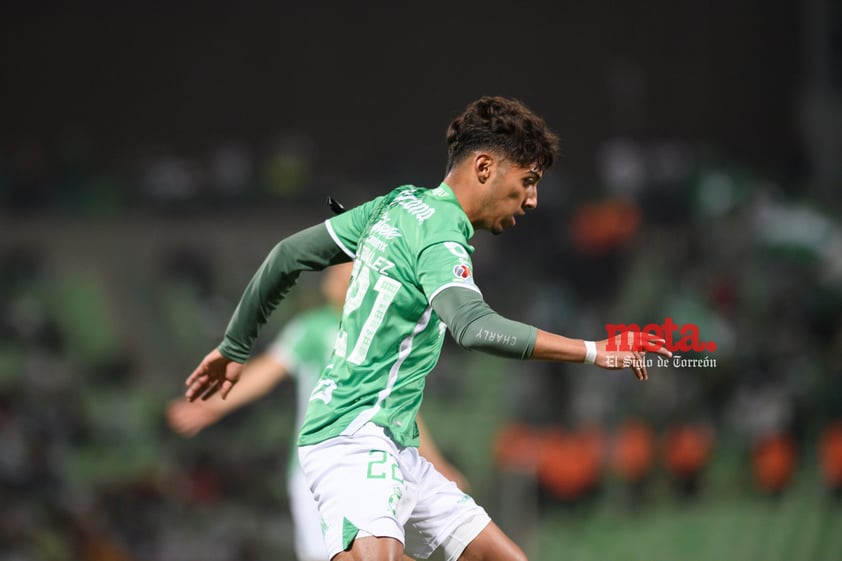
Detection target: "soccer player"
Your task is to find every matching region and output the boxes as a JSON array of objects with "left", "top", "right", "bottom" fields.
[
  {"left": 183, "top": 96, "right": 673, "bottom": 561},
  {"left": 168, "top": 262, "right": 465, "bottom": 561}
]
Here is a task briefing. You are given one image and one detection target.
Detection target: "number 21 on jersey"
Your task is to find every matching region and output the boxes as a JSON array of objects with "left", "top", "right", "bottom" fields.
[{"left": 334, "top": 260, "right": 401, "bottom": 365}]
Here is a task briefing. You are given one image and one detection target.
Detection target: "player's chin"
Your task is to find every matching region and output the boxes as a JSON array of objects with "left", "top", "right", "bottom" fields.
[{"left": 491, "top": 218, "right": 516, "bottom": 235}]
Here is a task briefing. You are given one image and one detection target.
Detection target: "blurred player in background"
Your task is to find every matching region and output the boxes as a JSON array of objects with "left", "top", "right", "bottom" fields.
[
  {"left": 168, "top": 262, "right": 465, "bottom": 561},
  {"left": 182, "top": 96, "right": 672, "bottom": 561}
]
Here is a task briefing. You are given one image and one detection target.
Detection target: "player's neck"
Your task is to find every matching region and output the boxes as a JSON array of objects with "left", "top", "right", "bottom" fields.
[{"left": 442, "top": 170, "right": 484, "bottom": 228}]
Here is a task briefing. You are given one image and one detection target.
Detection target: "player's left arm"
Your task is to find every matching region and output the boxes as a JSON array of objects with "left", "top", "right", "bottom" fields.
[
  {"left": 432, "top": 287, "right": 671, "bottom": 380},
  {"left": 420, "top": 242, "right": 671, "bottom": 381},
  {"left": 418, "top": 240, "right": 536, "bottom": 360}
]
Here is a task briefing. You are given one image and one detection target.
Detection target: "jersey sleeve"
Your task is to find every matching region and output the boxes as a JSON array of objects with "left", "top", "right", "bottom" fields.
[
  {"left": 431, "top": 286, "right": 537, "bottom": 359},
  {"left": 324, "top": 194, "right": 388, "bottom": 258},
  {"left": 217, "top": 223, "right": 349, "bottom": 363},
  {"left": 417, "top": 240, "right": 482, "bottom": 304},
  {"left": 267, "top": 318, "right": 306, "bottom": 376}
]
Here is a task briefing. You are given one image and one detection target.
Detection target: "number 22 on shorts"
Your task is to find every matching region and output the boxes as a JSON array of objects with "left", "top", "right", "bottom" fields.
[{"left": 366, "top": 449, "right": 404, "bottom": 483}]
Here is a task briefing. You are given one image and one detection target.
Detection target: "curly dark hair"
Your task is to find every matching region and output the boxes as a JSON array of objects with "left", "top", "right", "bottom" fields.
[{"left": 445, "top": 96, "right": 560, "bottom": 173}]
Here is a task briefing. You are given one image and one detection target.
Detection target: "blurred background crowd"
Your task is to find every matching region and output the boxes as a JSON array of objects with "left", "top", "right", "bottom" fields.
[{"left": 2, "top": 2, "right": 841, "bottom": 560}]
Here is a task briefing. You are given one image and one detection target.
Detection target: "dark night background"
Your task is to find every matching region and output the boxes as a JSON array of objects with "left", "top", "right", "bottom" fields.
[{"left": 1, "top": 2, "right": 810, "bottom": 185}]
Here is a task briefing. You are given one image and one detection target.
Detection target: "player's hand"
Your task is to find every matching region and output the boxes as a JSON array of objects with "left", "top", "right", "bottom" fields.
[
  {"left": 184, "top": 348, "right": 244, "bottom": 401},
  {"left": 167, "top": 398, "right": 223, "bottom": 437},
  {"left": 594, "top": 332, "right": 672, "bottom": 381}
]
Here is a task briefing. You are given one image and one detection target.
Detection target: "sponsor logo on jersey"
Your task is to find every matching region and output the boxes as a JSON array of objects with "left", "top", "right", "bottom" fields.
[
  {"left": 453, "top": 264, "right": 471, "bottom": 279},
  {"left": 371, "top": 217, "right": 401, "bottom": 240},
  {"left": 394, "top": 191, "right": 435, "bottom": 222}
]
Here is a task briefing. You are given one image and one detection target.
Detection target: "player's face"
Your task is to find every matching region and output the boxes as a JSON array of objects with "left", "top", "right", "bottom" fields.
[{"left": 480, "top": 160, "right": 541, "bottom": 235}]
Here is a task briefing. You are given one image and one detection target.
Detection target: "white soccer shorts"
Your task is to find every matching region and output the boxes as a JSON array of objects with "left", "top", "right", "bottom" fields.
[
  {"left": 288, "top": 463, "right": 329, "bottom": 561},
  {"left": 298, "top": 422, "right": 491, "bottom": 560}
]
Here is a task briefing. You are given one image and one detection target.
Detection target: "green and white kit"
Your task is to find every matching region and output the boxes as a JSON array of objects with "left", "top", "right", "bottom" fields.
[
  {"left": 218, "top": 183, "right": 538, "bottom": 558},
  {"left": 299, "top": 422, "right": 489, "bottom": 560},
  {"left": 219, "top": 184, "right": 537, "bottom": 447},
  {"left": 300, "top": 183, "right": 486, "bottom": 447}
]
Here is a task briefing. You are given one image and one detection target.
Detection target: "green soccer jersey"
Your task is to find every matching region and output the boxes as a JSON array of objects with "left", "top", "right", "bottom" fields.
[
  {"left": 267, "top": 305, "right": 341, "bottom": 434},
  {"left": 298, "top": 183, "right": 480, "bottom": 448}
]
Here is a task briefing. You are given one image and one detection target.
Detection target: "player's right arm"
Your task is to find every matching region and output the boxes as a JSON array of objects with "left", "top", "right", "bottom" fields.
[{"left": 185, "top": 196, "right": 385, "bottom": 401}]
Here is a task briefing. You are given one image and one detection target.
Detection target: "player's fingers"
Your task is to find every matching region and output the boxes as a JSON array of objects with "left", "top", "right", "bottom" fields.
[
  {"left": 632, "top": 351, "right": 643, "bottom": 380},
  {"left": 631, "top": 362, "right": 641, "bottom": 380},
  {"left": 184, "top": 379, "right": 204, "bottom": 401},
  {"left": 200, "top": 379, "right": 221, "bottom": 401},
  {"left": 185, "top": 374, "right": 213, "bottom": 402},
  {"left": 219, "top": 378, "right": 234, "bottom": 399},
  {"left": 632, "top": 351, "right": 646, "bottom": 381},
  {"left": 633, "top": 363, "right": 644, "bottom": 380},
  {"left": 185, "top": 362, "right": 207, "bottom": 387},
  {"left": 185, "top": 385, "right": 199, "bottom": 402},
  {"left": 639, "top": 335, "right": 665, "bottom": 352},
  {"left": 656, "top": 345, "right": 673, "bottom": 359},
  {"left": 642, "top": 334, "right": 672, "bottom": 358},
  {"left": 640, "top": 352, "right": 649, "bottom": 381},
  {"left": 218, "top": 378, "right": 235, "bottom": 400}
]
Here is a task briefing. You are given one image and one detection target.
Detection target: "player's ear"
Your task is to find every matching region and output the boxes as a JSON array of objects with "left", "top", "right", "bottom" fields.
[{"left": 475, "top": 153, "right": 493, "bottom": 184}]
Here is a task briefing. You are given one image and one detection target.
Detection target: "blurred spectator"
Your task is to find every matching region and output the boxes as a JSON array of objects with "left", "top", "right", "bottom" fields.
[{"left": 208, "top": 142, "right": 254, "bottom": 199}]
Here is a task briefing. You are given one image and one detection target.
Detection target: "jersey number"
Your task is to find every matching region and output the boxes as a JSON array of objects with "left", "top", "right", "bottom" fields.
[
  {"left": 341, "top": 261, "right": 401, "bottom": 365},
  {"left": 366, "top": 450, "right": 404, "bottom": 483}
]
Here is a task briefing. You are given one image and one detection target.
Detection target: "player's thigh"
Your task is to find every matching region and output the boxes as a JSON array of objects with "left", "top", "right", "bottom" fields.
[{"left": 457, "top": 521, "right": 527, "bottom": 561}]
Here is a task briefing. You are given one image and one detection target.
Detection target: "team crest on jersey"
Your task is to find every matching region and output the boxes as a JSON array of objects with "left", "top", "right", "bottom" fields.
[{"left": 453, "top": 264, "right": 471, "bottom": 280}]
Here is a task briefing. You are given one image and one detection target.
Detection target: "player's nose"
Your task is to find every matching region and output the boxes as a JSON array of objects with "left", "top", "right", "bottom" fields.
[{"left": 524, "top": 186, "right": 538, "bottom": 210}]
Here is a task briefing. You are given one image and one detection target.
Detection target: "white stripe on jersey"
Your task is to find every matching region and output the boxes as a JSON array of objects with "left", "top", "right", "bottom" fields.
[
  {"left": 325, "top": 219, "right": 356, "bottom": 258},
  {"left": 341, "top": 305, "right": 434, "bottom": 436}
]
